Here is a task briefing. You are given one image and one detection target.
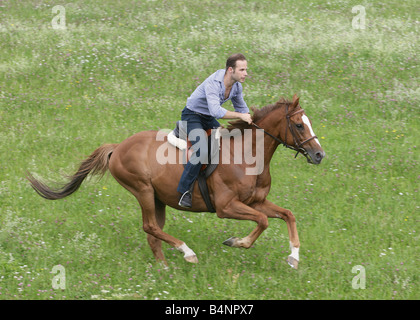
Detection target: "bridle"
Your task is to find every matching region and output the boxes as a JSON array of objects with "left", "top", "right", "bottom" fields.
[{"left": 251, "top": 106, "right": 318, "bottom": 162}]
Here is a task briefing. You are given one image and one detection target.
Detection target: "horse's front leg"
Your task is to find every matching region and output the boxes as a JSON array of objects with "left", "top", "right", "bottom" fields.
[
  {"left": 252, "top": 200, "right": 300, "bottom": 269},
  {"left": 217, "top": 200, "right": 269, "bottom": 249}
]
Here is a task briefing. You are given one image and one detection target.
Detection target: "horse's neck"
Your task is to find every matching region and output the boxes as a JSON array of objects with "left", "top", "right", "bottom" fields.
[{"left": 255, "top": 111, "right": 287, "bottom": 165}]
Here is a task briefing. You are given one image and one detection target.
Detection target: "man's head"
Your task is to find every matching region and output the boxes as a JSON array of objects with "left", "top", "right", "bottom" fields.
[{"left": 225, "top": 53, "right": 248, "bottom": 83}]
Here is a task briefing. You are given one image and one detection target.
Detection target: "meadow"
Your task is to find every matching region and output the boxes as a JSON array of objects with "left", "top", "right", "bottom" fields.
[{"left": 0, "top": 0, "right": 418, "bottom": 300}]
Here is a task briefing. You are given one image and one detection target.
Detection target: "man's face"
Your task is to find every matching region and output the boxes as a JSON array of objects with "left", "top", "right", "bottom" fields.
[{"left": 231, "top": 60, "right": 248, "bottom": 83}]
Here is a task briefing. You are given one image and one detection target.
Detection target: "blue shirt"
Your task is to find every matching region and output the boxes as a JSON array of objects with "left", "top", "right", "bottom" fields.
[{"left": 186, "top": 69, "right": 249, "bottom": 119}]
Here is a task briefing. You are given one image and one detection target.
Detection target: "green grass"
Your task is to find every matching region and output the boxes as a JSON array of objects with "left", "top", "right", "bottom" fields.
[{"left": 0, "top": 0, "right": 418, "bottom": 300}]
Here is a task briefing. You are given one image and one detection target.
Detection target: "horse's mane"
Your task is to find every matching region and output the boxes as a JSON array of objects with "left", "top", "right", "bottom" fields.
[{"left": 226, "top": 97, "right": 292, "bottom": 131}]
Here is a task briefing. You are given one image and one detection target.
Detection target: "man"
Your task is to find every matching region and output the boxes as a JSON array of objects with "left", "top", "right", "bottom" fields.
[{"left": 177, "top": 53, "right": 253, "bottom": 208}]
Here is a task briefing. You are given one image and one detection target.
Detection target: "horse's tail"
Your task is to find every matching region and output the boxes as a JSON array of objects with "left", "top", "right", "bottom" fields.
[{"left": 27, "top": 144, "right": 118, "bottom": 200}]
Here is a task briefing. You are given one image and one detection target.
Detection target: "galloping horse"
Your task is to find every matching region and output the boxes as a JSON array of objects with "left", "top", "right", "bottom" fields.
[{"left": 27, "top": 94, "right": 325, "bottom": 269}]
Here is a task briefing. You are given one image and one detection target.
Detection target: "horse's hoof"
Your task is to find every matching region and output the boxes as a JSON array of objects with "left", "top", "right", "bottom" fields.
[
  {"left": 223, "top": 237, "right": 240, "bottom": 247},
  {"left": 287, "top": 256, "right": 299, "bottom": 269},
  {"left": 185, "top": 255, "right": 198, "bottom": 263}
]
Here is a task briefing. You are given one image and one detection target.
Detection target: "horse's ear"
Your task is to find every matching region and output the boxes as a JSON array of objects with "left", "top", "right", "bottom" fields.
[{"left": 291, "top": 94, "right": 300, "bottom": 108}]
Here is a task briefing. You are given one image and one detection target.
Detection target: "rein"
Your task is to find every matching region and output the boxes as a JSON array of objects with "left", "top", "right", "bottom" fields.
[{"left": 251, "top": 107, "right": 317, "bottom": 162}]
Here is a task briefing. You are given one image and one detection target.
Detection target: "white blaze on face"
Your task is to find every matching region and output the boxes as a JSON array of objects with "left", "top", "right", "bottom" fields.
[{"left": 302, "top": 115, "right": 321, "bottom": 147}]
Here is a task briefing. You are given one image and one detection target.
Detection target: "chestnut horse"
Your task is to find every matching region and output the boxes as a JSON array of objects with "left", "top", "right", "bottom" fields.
[{"left": 27, "top": 94, "right": 325, "bottom": 269}]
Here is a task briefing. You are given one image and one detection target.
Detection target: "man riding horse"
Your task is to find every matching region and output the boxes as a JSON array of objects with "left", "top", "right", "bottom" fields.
[
  {"left": 177, "top": 53, "right": 253, "bottom": 208},
  {"left": 27, "top": 51, "right": 325, "bottom": 268}
]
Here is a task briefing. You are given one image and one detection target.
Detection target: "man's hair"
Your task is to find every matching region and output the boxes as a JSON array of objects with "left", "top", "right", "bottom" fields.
[{"left": 225, "top": 53, "right": 247, "bottom": 71}]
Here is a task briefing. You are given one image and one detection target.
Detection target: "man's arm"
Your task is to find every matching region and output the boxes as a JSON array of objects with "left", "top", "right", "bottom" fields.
[
  {"left": 222, "top": 110, "right": 252, "bottom": 124},
  {"left": 204, "top": 76, "right": 251, "bottom": 123},
  {"left": 231, "top": 83, "right": 249, "bottom": 114}
]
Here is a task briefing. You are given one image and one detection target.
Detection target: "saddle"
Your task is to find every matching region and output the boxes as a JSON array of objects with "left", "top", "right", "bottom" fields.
[{"left": 167, "top": 121, "right": 219, "bottom": 212}]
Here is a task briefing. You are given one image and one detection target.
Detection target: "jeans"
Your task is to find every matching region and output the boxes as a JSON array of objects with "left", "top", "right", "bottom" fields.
[{"left": 177, "top": 107, "right": 220, "bottom": 194}]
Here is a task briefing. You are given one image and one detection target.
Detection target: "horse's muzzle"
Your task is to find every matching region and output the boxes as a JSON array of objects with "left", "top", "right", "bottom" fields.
[{"left": 307, "top": 149, "right": 325, "bottom": 164}]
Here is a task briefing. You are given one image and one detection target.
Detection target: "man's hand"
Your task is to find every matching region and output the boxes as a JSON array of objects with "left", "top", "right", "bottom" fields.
[
  {"left": 240, "top": 113, "right": 252, "bottom": 124},
  {"left": 223, "top": 111, "right": 253, "bottom": 124}
]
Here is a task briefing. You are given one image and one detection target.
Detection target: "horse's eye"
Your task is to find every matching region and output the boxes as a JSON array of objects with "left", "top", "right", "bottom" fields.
[{"left": 296, "top": 124, "right": 304, "bottom": 129}]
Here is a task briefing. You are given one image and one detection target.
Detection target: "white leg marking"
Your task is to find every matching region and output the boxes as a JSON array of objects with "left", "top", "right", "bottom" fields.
[
  {"left": 177, "top": 243, "right": 196, "bottom": 258},
  {"left": 238, "top": 236, "right": 252, "bottom": 248},
  {"left": 302, "top": 115, "right": 321, "bottom": 147},
  {"left": 289, "top": 241, "right": 300, "bottom": 261}
]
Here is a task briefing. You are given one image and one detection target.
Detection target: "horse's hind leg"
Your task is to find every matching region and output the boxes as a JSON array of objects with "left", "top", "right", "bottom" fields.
[
  {"left": 136, "top": 188, "right": 198, "bottom": 264},
  {"left": 146, "top": 198, "right": 168, "bottom": 266}
]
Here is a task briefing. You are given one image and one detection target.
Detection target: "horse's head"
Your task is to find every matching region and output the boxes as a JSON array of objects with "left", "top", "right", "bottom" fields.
[{"left": 284, "top": 94, "right": 325, "bottom": 164}]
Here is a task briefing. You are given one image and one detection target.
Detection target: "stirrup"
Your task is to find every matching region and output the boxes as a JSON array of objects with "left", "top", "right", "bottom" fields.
[{"left": 178, "top": 191, "right": 192, "bottom": 208}]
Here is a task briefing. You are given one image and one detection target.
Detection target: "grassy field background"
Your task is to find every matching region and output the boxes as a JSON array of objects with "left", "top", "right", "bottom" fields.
[{"left": 0, "top": 0, "right": 418, "bottom": 300}]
